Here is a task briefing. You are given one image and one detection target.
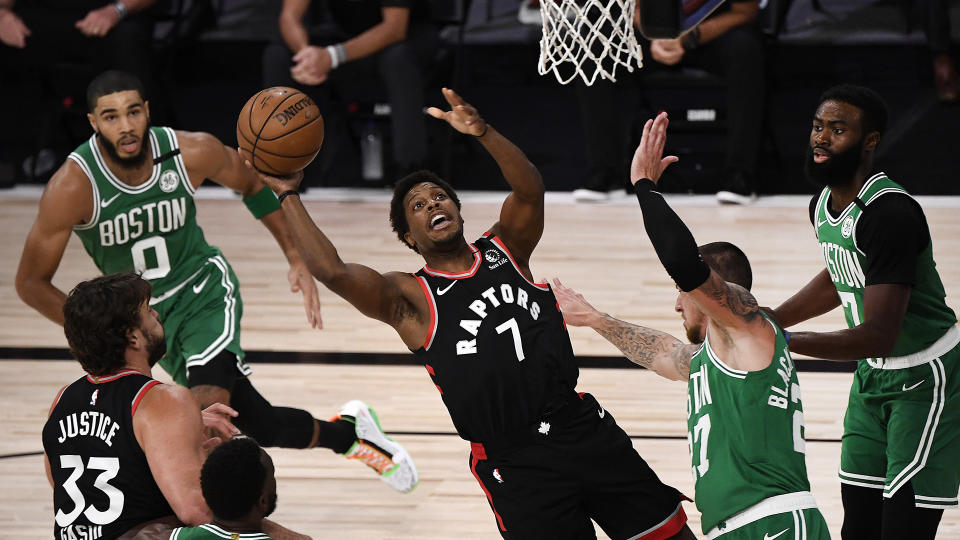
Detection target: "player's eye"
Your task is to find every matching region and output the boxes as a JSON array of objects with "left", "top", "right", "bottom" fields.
[
  {"left": 435, "top": 193, "right": 445, "bottom": 200},
  {"left": 413, "top": 201, "right": 423, "bottom": 210},
  {"left": 833, "top": 128, "right": 844, "bottom": 135}
]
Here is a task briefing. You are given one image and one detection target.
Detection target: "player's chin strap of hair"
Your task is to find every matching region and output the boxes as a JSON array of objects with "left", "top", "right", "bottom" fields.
[{"left": 634, "top": 178, "right": 710, "bottom": 292}]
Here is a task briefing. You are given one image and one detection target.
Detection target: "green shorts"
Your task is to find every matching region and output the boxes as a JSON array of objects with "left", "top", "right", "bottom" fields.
[
  {"left": 839, "top": 342, "right": 960, "bottom": 508},
  {"left": 712, "top": 509, "right": 829, "bottom": 539},
  {"left": 151, "top": 254, "right": 249, "bottom": 387}
]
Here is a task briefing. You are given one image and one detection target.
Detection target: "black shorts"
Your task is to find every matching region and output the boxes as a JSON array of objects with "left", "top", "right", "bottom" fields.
[{"left": 469, "top": 393, "right": 689, "bottom": 540}]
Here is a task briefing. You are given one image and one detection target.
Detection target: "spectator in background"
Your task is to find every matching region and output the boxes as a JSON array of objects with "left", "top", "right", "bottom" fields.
[
  {"left": 263, "top": 0, "right": 439, "bottom": 181},
  {"left": 922, "top": 0, "right": 959, "bottom": 103},
  {"left": 571, "top": 0, "right": 766, "bottom": 205}
]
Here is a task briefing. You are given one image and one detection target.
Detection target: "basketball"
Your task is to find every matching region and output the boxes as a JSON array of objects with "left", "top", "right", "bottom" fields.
[{"left": 237, "top": 87, "right": 324, "bottom": 176}]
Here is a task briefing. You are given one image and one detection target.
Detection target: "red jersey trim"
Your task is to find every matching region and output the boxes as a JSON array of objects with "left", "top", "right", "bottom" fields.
[
  {"left": 51, "top": 385, "right": 69, "bottom": 414},
  {"left": 415, "top": 275, "right": 438, "bottom": 350},
  {"left": 86, "top": 369, "right": 141, "bottom": 384},
  {"left": 632, "top": 503, "right": 688, "bottom": 540},
  {"left": 131, "top": 380, "right": 161, "bottom": 417},
  {"left": 421, "top": 244, "right": 481, "bottom": 278},
  {"left": 470, "top": 452, "right": 506, "bottom": 531},
  {"left": 489, "top": 237, "right": 550, "bottom": 291}
]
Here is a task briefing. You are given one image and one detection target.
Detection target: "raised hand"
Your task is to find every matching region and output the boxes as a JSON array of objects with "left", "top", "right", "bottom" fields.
[
  {"left": 427, "top": 87, "right": 487, "bottom": 136},
  {"left": 630, "top": 111, "right": 678, "bottom": 185},
  {"left": 289, "top": 261, "right": 322, "bottom": 329},
  {"left": 239, "top": 151, "right": 305, "bottom": 194},
  {"left": 552, "top": 278, "right": 603, "bottom": 328}
]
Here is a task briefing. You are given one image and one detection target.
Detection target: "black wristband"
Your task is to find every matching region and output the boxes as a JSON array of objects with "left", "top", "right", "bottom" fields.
[
  {"left": 474, "top": 122, "right": 489, "bottom": 138},
  {"left": 634, "top": 178, "right": 657, "bottom": 194},
  {"left": 682, "top": 27, "right": 700, "bottom": 51},
  {"left": 277, "top": 190, "right": 300, "bottom": 204}
]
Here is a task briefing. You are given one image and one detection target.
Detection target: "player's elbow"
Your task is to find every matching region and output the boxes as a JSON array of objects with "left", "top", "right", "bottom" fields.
[{"left": 14, "top": 271, "right": 40, "bottom": 306}]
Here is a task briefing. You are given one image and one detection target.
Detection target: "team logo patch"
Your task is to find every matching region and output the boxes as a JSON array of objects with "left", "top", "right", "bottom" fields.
[
  {"left": 159, "top": 170, "right": 179, "bottom": 192},
  {"left": 485, "top": 249, "right": 501, "bottom": 264},
  {"left": 90, "top": 389, "right": 99, "bottom": 406},
  {"left": 493, "top": 468, "right": 504, "bottom": 484},
  {"left": 538, "top": 421, "right": 551, "bottom": 435},
  {"left": 841, "top": 216, "right": 855, "bottom": 238}
]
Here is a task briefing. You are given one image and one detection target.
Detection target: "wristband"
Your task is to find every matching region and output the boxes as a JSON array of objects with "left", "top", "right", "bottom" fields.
[
  {"left": 682, "top": 26, "right": 700, "bottom": 51},
  {"left": 277, "top": 190, "right": 300, "bottom": 204},
  {"left": 325, "top": 43, "right": 347, "bottom": 69},
  {"left": 243, "top": 185, "right": 282, "bottom": 219},
  {"left": 783, "top": 330, "right": 791, "bottom": 344},
  {"left": 112, "top": 1, "right": 128, "bottom": 19},
  {"left": 474, "top": 122, "right": 489, "bottom": 138}
]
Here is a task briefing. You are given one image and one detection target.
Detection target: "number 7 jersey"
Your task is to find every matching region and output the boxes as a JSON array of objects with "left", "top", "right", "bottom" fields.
[
  {"left": 69, "top": 127, "right": 221, "bottom": 299},
  {"left": 686, "top": 316, "right": 812, "bottom": 534},
  {"left": 412, "top": 234, "right": 579, "bottom": 444}
]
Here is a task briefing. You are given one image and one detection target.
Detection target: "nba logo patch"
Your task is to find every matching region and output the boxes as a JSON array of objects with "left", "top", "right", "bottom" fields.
[
  {"left": 493, "top": 468, "right": 503, "bottom": 483},
  {"left": 90, "top": 389, "right": 99, "bottom": 406},
  {"left": 159, "top": 170, "right": 179, "bottom": 193},
  {"left": 841, "top": 216, "right": 855, "bottom": 238}
]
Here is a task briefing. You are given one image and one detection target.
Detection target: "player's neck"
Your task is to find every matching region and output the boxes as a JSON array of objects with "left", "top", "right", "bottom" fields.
[
  {"left": 119, "top": 353, "right": 154, "bottom": 378},
  {"left": 211, "top": 517, "right": 262, "bottom": 534},
  {"left": 421, "top": 242, "right": 476, "bottom": 273},
  {"left": 96, "top": 138, "right": 154, "bottom": 186},
  {"left": 827, "top": 164, "right": 873, "bottom": 212}
]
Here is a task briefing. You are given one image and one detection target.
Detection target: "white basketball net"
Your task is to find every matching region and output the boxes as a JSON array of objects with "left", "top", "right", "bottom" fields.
[{"left": 537, "top": 0, "right": 643, "bottom": 85}]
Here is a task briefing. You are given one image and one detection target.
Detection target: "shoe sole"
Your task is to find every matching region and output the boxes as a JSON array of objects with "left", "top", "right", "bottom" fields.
[
  {"left": 573, "top": 188, "right": 610, "bottom": 202},
  {"left": 341, "top": 400, "right": 419, "bottom": 493},
  {"left": 716, "top": 190, "right": 757, "bottom": 205}
]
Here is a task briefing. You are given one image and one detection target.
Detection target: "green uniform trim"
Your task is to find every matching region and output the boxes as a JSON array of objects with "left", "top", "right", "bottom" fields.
[
  {"left": 243, "top": 185, "right": 282, "bottom": 219},
  {"left": 169, "top": 523, "right": 273, "bottom": 539}
]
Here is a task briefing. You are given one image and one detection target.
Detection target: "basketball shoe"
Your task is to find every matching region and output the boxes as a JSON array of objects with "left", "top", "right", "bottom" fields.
[
  {"left": 335, "top": 400, "right": 418, "bottom": 493},
  {"left": 716, "top": 170, "right": 757, "bottom": 205}
]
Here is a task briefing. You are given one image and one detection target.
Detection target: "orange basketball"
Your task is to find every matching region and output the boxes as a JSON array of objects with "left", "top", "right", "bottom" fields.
[{"left": 237, "top": 87, "right": 324, "bottom": 176}]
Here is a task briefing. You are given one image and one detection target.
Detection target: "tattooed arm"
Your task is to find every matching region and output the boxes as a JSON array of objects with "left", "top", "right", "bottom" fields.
[{"left": 553, "top": 279, "right": 696, "bottom": 381}]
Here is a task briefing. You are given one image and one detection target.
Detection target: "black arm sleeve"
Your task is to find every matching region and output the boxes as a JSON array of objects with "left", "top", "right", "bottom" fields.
[
  {"left": 635, "top": 179, "right": 711, "bottom": 292},
  {"left": 856, "top": 193, "right": 929, "bottom": 286}
]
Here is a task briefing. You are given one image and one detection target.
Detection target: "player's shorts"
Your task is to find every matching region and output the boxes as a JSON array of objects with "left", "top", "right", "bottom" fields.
[
  {"left": 705, "top": 492, "right": 829, "bottom": 539},
  {"left": 469, "top": 392, "right": 689, "bottom": 540},
  {"left": 151, "top": 254, "right": 249, "bottom": 387},
  {"left": 839, "top": 334, "right": 960, "bottom": 509}
]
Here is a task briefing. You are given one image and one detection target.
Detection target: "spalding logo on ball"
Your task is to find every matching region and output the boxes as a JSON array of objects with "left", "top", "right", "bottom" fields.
[{"left": 237, "top": 87, "right": 325, "bottom": 176}]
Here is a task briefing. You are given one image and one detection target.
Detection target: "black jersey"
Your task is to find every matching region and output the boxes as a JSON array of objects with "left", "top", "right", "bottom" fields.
[
  {"left": 413, "top": 234, "right": 579, "bottom": 444},
  {"left": 42, "top": 370, "right": 173, "bottom": 540}
]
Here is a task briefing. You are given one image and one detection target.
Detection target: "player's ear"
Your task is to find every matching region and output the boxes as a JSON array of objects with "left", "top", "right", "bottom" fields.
[
  {"left": 144, "top": 100, "right": 151, "bottom": 121},
  {"left": 864, "top": 131, "right": 880, "bottom": 152},
  {"left": 87, "top": 112, "right": 97, "bottom": 134},
  {"left": 403, "top": 232, "right": 416, "bottom": 250}
]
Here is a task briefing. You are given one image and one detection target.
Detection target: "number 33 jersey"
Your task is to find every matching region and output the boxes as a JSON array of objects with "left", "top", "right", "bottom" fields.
[
  {"left": 413, "top": 235, "right": 579, "bottom": 444},
  {"left": 42, "top": 371, "right": 173, "bottom": 540}
]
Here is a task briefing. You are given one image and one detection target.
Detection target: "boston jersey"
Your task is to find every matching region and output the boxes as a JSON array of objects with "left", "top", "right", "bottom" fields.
[
  {"left": 813, "top": 173, "right": 957, "bottom": 364},
  {"left": 413, "top": 235, "right": 579, "bottom": 444},
  {"left": 42, "top": 371, "right": 173, "bottom": 539},
  {"left": 69, "top": 127, "right": 222, "bottom": 301},
  {"left": 686, "top": 315, "right": 811, "bottom": 534},
  {"left": 170, "top": 524, "right": 273, "bottom": 540}
]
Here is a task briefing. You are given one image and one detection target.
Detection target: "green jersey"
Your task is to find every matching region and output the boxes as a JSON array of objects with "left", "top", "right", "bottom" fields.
[
  {"left": 169, "top": 524, "right": 273, "bottom": 540},
  {"left": 70, "top": 127, "right": 222, "bottom": 300},
  {"left": 813, "top": 173, "right": 957, "bottom": 365},
  {"left": 686, "top": 316, "right": 811, "bottom": 534}
]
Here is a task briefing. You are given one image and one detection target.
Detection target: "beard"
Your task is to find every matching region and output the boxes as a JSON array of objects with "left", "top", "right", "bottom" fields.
[
  {"left": 685, "top": 324, "right": 704, "bottom": 345},
  {"left": 804, "top": 141, "right": 864, "bottom": 189},
  {"left": 97, "top": 121, "right": 151, "bottom": 170},
  {"left": 145, "top": 332, "right": 166, "bottom": 368},
  {"left": 265, "top": 493, "right": 277, "bottom": 517}
]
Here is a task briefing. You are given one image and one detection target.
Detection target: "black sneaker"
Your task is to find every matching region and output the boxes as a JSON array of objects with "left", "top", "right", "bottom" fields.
[{"left": 716, "top": 171, "right": 757, "bottom": 205}]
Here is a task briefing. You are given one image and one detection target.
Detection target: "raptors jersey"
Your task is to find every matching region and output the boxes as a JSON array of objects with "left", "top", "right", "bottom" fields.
[
  {"left": 42, "top": 371, "right": 173, "bottom": 540},
  {"left": 414, "top": 235, "right": 579, "bottom": 444}
]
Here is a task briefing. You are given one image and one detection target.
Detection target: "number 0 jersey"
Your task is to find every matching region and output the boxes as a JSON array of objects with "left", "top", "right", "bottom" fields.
[
  {"left": 686, "top": 316, "right": 812, "bottom": 534},
  {"left": 413, "top": 235, "right": 579, "bottom": 444},
  {"left": 42, "top": 371, "right": 173, "bottom": 540},
  {"left": 69, "top": 127, "right": 221, "bottom": 301}
]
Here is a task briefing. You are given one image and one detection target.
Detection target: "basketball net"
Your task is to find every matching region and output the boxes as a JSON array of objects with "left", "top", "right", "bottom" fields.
[{"left": 537, "top": 0, "right": 644, "bottom": 85}]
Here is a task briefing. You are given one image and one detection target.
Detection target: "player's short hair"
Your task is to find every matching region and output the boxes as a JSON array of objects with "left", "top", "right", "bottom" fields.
[
  {"left": 390, "top": 170, "right": 461, "bottom": 253},
  {"left": 87, "top": 70, "right": 146, "bottom": 112},
  {"left": 201, "top": 437, "right": 268, "bottom": 520},
  {"left": 63, "top": 273, "right": 153, "bottom": 376},
  {"left": 698, "top": 242, "right": 753, "bottom": 291},
  {"left": 818, "top": 84, "right": 888, "bottom": 137}
]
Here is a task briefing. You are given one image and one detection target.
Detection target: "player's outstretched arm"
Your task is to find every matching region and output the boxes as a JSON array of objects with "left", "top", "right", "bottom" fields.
[
  {"left": 630, "top": 113, "right": 772, "bottom": 366},
  {"left": 554, "top": 279, "right": 695, "bottom": 380},
  {"left": 133, "top": 384, "right": 212, "bottom": 527},
  {"left": 180, "top": 131, "right": 323, "bottom": 329},
  {"left": 245, "top": 165, "right": 429, "bottom": 349},
  {"left": 16, "top": 161, "right": 95, "bottom": 325},
  {"left": 428, "top": 88, "right": 545, "bottom": 269},
  {"left": 770, "top": 268, "right": 841, "bottom": 328}
]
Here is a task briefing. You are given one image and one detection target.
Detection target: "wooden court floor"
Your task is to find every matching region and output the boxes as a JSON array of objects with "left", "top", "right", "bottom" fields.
[{"left": 2, "top": 189, "right": 959, "bottom": 538}]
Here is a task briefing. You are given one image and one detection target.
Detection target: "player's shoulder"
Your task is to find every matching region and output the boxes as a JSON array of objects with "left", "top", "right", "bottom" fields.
[
  {"left": 174, "top": 130, "right": 227, "bottom": 161},
  {"left": 134, "top": 382, "right": 197, "bottom": 416}
]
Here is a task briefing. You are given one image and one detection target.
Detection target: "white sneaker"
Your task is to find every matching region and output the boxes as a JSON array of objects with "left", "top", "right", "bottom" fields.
[
  {"left": 716, "top": 189, "right": 758, "bottom": 205},
  {"left": 336, "top": 400, "right": 418, "bottom": 493},
  {"left": 573, "top": 188, "right": 610, "bottom": 202}
]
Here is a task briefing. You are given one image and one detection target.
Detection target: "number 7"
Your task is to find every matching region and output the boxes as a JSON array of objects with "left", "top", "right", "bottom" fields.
[{"left": 496, "top": 318, "right": 525, "bottom": 361}]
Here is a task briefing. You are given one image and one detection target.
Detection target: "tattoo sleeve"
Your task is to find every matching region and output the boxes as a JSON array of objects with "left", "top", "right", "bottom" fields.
[
  {"left": 699, "top": 274, "right": 761, "bottom": 323},
  {"left": 594, "top": 314, "right": 697, "bottom": 379}
]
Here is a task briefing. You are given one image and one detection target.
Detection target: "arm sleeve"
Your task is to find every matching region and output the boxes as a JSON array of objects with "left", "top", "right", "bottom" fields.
[
  {"left": 856, "top": 193, "right": 929, "bottom": 286},
  {"left": 635, "top": 179, "right": 711, "bottom": 292}
]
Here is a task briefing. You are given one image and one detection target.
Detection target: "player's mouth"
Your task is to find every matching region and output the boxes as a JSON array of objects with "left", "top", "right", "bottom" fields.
[
  {"left": 429, "top": 212, "right": 452, "bottom": 231},
  {"left": 119, "top": 137, "right": 140, "bottom": 154},
  {"left": 812, "top": 147, "right": 831, "bottom": 163}
]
